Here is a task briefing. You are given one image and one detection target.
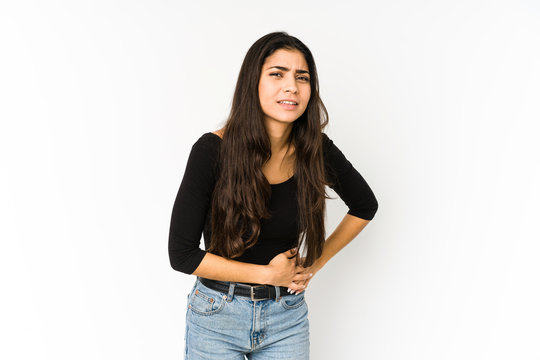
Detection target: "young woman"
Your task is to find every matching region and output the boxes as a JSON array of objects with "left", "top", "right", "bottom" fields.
[{"left": 168, "top": 31, "right": 378, "bottom": 359}]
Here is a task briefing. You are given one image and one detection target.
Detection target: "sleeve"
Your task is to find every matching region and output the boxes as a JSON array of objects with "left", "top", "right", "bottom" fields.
[
  {"left": 168, "top": 136, "right": 218, "bottom": 274},
  {"left": 322, "top": 133, "right": 378, "bottom": 220}
]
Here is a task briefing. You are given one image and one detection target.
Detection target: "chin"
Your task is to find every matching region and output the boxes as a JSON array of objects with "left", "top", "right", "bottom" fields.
[
  {"left": 278, "top": 118, "right": 298, "bottom": 124},
  {"left": 279, "top": 113, "right": 303, "bottom": 122},
  {"left": 264, "top": 113, "right": 302, "bottom": 125}
]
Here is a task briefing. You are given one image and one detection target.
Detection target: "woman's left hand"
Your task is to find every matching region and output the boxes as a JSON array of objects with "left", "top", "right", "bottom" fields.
[{"left": 288, "top": 257, "right": 320, "bottom": 295}]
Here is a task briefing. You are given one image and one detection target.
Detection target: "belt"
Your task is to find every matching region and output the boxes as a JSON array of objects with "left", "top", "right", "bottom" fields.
[{"left": 199, "top": 277, "right": 290, "bottom": 301}]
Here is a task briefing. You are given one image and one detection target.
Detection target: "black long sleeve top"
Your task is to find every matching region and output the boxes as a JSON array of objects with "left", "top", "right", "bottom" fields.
[{"left": 168, "top": 132, "right": 378, "bottom": 275}]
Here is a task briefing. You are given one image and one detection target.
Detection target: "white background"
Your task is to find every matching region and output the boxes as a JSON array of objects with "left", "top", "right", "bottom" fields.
[{"left": 1, "top": 1, "right": 539, "bottom": 359}]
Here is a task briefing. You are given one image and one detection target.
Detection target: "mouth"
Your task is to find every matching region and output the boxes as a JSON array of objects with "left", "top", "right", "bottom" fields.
[
  {"left": 277, "top": 100, "right": 298, "bottom": 110},
  {"left": 277, "top": 100, "right": 298, "bottom": 105}
]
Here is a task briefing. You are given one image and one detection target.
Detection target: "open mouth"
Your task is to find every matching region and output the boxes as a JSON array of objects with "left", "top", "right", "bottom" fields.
[
  {"left": 277, "top": 100, "right": 298, "bottom": 110},
  {"left": 277, "top": 100, "right": 298, "bottom": 105}
]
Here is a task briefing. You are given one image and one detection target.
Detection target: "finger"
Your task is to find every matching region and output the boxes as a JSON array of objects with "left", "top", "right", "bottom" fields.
[
  {"left": 294, "top": 272, "right": 313, "bottom": 281},
  {"left": 287, "top": 282, "right": 308, "bottom": 295},
  {"left": 286, "top": 281, "right": 306, "bottom": 293},
  {"left": 297, "top": 278, "right": 310, "bottom": 287},
  {"left": 295, "top": 277, "right": 311, "bottom": 290},
  {"left": 283, "top": 247, "right": 298, "bottom": 258},
  {"left": 286, "top": 287, "right": 305, "bottom": 295}
]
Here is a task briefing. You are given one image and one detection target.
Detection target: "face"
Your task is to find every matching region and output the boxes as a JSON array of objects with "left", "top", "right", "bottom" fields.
[{"left": 258, "top": 48, "right": 311, "bottom": 126}]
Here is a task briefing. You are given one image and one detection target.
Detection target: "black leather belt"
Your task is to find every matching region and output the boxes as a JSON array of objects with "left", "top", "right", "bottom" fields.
[{"left": 199, "top": 277, "right": 290, "bottom": 301}]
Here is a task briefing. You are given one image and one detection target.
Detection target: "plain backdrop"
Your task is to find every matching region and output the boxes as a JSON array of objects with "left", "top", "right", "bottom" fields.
[{"left": 1, "top": 1, "right": 539, "bottom": 359}]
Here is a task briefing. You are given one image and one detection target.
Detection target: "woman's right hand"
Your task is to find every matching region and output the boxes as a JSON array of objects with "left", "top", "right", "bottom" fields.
[{"left": 266, "top": 248, "right": 313, "bottom": 292}]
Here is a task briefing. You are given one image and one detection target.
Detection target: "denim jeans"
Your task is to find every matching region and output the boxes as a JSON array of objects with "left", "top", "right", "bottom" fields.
[{"left": 184, "top": 277, "right": 310, "bottom": 359}]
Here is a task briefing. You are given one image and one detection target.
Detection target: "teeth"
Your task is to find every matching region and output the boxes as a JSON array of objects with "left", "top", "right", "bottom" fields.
[{"left": 279, "top": 101, "right": 297, "bottom": 105}]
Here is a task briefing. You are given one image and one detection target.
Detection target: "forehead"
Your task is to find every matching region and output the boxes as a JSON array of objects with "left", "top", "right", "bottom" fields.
[{"left": 262, "top": 49, "right": 308, "bottom": 70}]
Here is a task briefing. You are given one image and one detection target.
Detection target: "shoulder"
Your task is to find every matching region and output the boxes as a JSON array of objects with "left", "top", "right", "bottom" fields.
[
  {"left": 184, "top": 132, "right": 222, "bottom": 175},
  {"left": 320, "top": 132, "right": 353, "bottom": 176},
  {"left": 321, "top": 132, "right": 342, "bottom": 159},
  {"left": 182, "top": 132, "right": 222, "bottom": 185},
  {"left": 321, "top": 132, "right": 332, "bottom": 152},
  {"left": 211, "top": 129, "right": 224, "bottom": 139},
  {"left": 191, "top": 131, "right": 222, "bottom": 155},
  {"left": 197, "top": 131, "right": 222, "bottom": 144}
]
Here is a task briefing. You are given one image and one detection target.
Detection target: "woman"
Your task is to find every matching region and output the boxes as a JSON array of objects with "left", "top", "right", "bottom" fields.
[{"left": 168, "top": 31, "right": 378, "bottom": 359}]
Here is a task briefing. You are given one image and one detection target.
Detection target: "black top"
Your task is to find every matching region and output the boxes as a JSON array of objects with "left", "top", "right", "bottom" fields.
[{"left": 168, "top": 132, "right": 378, "bottom": 275}]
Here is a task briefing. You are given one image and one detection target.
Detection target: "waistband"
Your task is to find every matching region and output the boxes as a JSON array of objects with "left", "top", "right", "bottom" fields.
[{"left": 198, "top": 277, "right": 291, "bottom": 301}]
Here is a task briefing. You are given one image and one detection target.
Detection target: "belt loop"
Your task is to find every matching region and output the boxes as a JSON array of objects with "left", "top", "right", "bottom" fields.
[
  {"left": 227, "top": 282, "right": 236, "bottom": 302},
  {"left": 274, "top": 285, "right": 280, "bottom": 302}
]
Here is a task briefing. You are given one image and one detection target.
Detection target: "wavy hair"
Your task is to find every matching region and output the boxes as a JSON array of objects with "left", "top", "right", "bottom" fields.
[{"left": 207, "top": 31, "right": 331, "bottom": 268}]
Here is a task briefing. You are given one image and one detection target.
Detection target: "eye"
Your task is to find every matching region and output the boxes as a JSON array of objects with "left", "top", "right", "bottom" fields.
[{"left": 269, "top": 72, "right": 310, "bottom": 82}]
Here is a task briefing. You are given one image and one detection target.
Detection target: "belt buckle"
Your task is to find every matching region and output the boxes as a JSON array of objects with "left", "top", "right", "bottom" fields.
[{"left": 250, "top": 285, "right": 267, "bottom": 301}]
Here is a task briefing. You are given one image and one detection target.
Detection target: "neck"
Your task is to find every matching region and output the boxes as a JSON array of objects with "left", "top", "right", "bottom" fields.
[{"left": 264, "top": 121, "right": 294, "bottom": 154}]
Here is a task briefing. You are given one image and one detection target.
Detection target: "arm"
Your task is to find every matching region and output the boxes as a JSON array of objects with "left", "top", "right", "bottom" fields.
[
  {"left": 311, "top": 214, "right": 371, "bottom": 272},
  {"left": 168, "top": 134, "right": 309, "bottom": 290},
  {"left": 168, "top": 136, "right": 216, "bottom": 274},
  {"left": 191, "top": 252, "right": 271, "bottom": 283},
  {"left": 191, "top": 249, "right": 310, "bottom": 290},
  {"left": 293, "top": 215, "right": 371, "bottom": 294},
  {"left": 293, "top": 134, "right": 378, "bottom": 293}
]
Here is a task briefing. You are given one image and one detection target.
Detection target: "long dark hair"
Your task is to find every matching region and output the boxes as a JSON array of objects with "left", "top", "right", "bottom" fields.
[{"left": 207, "top": 31, "right": 331, "bottom": 268}]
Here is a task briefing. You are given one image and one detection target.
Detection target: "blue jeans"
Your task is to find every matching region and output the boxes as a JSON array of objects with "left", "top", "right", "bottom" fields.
[{"left": 184, "top": 277, "right": 310, "bottom": 359}]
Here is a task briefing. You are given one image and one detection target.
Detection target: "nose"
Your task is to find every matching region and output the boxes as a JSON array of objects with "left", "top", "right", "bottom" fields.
[{"left": 283, "top": 74, "right": 298, "bottom": 93}]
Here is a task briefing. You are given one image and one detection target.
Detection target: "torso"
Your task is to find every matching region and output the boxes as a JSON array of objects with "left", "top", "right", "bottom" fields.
[
  {"left": 201, "top": 130, "right": 299, "bottom": 271},
  {"left": 212, "top": 129, "right": 295, "bottom": 185}
]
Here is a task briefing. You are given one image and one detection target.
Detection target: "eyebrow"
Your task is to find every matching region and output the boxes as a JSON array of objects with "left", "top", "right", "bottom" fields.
[{"left": 265, "top": 66, "right": 310, "bottom": 75}]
